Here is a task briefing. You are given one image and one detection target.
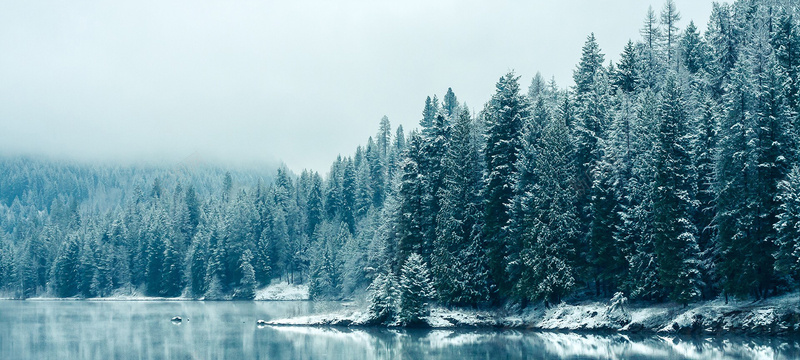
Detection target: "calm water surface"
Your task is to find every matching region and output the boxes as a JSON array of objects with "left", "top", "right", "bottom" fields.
[{"left": 0, "top": 300, "right": 798, "bottom": 359}]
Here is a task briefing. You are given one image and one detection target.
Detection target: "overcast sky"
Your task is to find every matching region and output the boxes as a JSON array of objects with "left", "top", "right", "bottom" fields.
[{"left": 0, "top": 0, "right": 726, "bottom": 174}]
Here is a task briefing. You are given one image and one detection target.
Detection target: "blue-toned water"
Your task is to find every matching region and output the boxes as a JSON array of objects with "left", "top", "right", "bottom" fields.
[{"left": 0, "top": 300, "right": 797, "bottom": 359}]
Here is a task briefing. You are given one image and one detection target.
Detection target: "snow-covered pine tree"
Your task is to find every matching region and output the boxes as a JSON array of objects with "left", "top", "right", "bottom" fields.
[
  {"left": 573, "top": 34, "right": 611, "bottom": 287},
  {"left": 305, "top": 172, "right": 324, "bottom": 238},
  {"left": 483, "top": 71, "right": 529, "bottom": 297},
  {"left": 706, "top": 2, "right": 739, "bottom": 98},
  {"left": 189, "top": 228, "right": 209, "bottom": 297},
  {"left": 433, "top": 108, "right": 490, "bottom": 306},
  {"left": 144, "top": 208, "right": 168, "bottom": 296},
  {"left": 514, "top": 103, "right": 578, "bottom": 307},
  {"left": 366, "top": 137, "right": 386, "bottom": 209},
  {"left": 395, "top": 132, "right": 426, "bottom": 268},
  {"left": 618, "top": 89, "right": 661, "bottom": 301},
  {"left": 443, "top": 88, "right": 459, "bottom": 118},
  {"left": 691, "top": 92, "right": 719, "bottom": 299},
  {"left": 771, "top": 11, "right": 800, "bottom": 119},
  {"left": 614, "top": 40, "right": 639, "bottom": 93},
  {"left": 681, "top": 21, "right": 710, "bottom": 75},
  {"left": 341, "top": 158, "right": 357, "bottom": 234},
  {"left": 715, "top": 56, "right": 756, "bottom": 299},
  {"left": 366, "top": 272, "right": 398, "bottom": 325},
  {"left": 420, "top": 95, "right": 439, "bottom": 137},
  {"left": 161, "top": 236, "right": 183, "bottom": 297},
  {"left": 397, "top": 253, "right": 436, "bottom": 326},
  {"left": 418, "top": 109, "right": 450, "bottom": 262},
  {"left": 528, "top": 72, "right": 546, "bottom": 102},
  {"left": 236, "top": 249, "right": 256, "bottom": 300},
  {"left": 652, "top": 74, "right": 702, "bottom": 305}
]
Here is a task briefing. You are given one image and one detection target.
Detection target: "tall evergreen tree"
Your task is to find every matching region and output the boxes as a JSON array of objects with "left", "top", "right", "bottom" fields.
[
  {"left": 652, "top": 75, "right": 702, "bottom": 305},
  {"left": 236, "top": 249, "right": 256, "bottom": 300},
  {"left": 513, "top": 105, "right": 578, "bottom": 306},
  {"left": 433, "top": 108, "right": 490, "bottom": 306},
  {"left": 483, "top": 72, "right": 529, "bottom": 297}
]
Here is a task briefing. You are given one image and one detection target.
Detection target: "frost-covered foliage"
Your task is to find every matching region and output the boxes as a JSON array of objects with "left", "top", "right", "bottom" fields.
[
  {"left": 366, "top": 272, "right": 397, "bottom": 325},
  {"left": 398, "top": 253, "right": 436, "bottom": 325}
]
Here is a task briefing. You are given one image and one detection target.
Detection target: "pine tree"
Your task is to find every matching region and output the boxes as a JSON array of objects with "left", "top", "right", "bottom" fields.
[
  {"left": 443, "top": 88, "right": 459, "bottom": 118},
  {"left": 377, "top": 115, "right": 392, "bottom": 158},
  {"left": 341, "top": 158, "right": 357, "bottom": 234},
  {"left": 682, "top": 21, "right": 709, "bottom": 75},
  {"left": 366, "top": 272, "right": 398, "bottom": 325},
  {"left": 692, "top": 93, "right": 719, "bottom": 298},
  {"left": 771, "top": 11, "right": 800, "bottom": 118},
  {"left": 483, "top": 71, "right": 529, "bottom": 296},
  {"left": 528, "top": 72, "right": 546, "bottom": 101},
  {"left": 305, "top": 172, "right": 324, "bottom": 237},
  {"left": 420, "top": 95, "right": 439, "bottom": 136},
  {"left": 397, "top": 253, "right": 436, "bottom": 326},
  {"left": 78, "top": 238, "right": 97, "bottom": 297},
  {"left": 614, "top": 40, "right": 639, "bottom": 93},
  {"left": 587, "top": 150, "right": 621, "bottom": 297},
  {"left": 236, "top": 249, "right": 256, "bottom": 300},
  {"left": 53, "top": 235, "right": 80, "bottom": 297},
  {"left": 189, "top": 229, "right": 209, "bottom": 297},
  {"left": 161, "top": 237, "right": 183, "bottom": 297},
  {"left": 706, "top": 2, "right": 739, "bottom": 97},
  {"left": 395, "top": 132, "right": 426, "bottom": 267},
  {"left": 652, "top": 75, "right": 702, "bottom": 305},
  {"left": 184, "top": 185, "right": 201, "bottom": 242},
  {"left": 572, "top": 34, "right": 610, "bottom": 287},
  {"left": 618, "top": 89, "right": 662, "bottom": 301},
  {"left": 514, "top": 104, "right": 578, "bottom": 306},
  {"left": 433, "top": 108, "right": 490, "bottom": 306}
]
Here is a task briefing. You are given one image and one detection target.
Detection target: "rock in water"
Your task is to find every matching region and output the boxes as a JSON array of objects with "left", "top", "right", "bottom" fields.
[
  {"left": 256, "top": 319, "right": 268, "bottom": 327},
  {"left": 171, "top": 316, "right": 182, "bottom": 323}
]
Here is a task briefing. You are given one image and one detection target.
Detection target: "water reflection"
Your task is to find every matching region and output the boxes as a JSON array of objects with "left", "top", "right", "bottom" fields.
[
  {"left": 266, "top": 326, "right": 800, "bottom": 360},
  {"left": 1, "top": 300, "right": 797, "bottom": 359}
]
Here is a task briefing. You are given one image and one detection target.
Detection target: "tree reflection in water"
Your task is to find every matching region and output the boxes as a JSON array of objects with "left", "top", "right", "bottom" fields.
[{"left": 1, "top": 301, "right": 797, "bottom": 360}]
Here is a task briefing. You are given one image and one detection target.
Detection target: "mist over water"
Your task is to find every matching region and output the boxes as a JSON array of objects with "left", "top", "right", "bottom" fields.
[{"left": 1, "top": 301, "right": 797, "bottom": 360}]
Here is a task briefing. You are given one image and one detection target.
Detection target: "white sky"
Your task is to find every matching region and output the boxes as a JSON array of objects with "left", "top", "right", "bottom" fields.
[{"left": 0, "top": 0, "right": 726, "bottom": 174}]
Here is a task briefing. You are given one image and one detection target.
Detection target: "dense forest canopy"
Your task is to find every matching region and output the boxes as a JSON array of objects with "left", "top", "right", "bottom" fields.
[{"left": 1, "top": 0, "right": 800, "bottom": 313}]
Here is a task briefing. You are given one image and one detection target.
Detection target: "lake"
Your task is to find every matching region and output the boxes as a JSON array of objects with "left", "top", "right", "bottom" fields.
[{"left": 0, "top": 300, "right": 798, "bottom": 359}]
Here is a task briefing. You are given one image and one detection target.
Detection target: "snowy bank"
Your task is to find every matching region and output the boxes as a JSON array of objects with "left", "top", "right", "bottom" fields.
[
  {"left": 266, "top": 292, "right": 800, "bottom": 335},
  {"left": 254, "top": 282, "right": 309, "bottom": 301}
]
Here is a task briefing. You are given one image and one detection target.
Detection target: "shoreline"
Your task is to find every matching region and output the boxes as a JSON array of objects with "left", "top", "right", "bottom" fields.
[{"left": 265, "top": 292, "right": 800, "bottom": 336}]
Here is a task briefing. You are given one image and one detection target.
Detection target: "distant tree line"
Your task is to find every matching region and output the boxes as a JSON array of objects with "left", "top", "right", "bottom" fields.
[{"left": 1, "top": 0, "right": 800, "bottom": 313}]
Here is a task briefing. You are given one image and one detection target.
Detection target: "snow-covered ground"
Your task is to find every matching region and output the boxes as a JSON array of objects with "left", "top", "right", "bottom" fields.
[
  {"left": 254, "top": 281, "right": 309, "bottom": 301},
  {"left": 266, "top": 292, "right": 800, "bottom": 335}
]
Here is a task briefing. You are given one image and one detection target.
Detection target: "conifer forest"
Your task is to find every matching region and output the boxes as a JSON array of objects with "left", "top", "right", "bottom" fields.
[{"left": 1, "top": 0, "right": 800, "bottom": 312}]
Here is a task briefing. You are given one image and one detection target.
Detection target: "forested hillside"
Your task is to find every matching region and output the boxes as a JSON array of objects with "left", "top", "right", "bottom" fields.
[{"left": 1, "top": 0, "right": 800, "bottom": 309}]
